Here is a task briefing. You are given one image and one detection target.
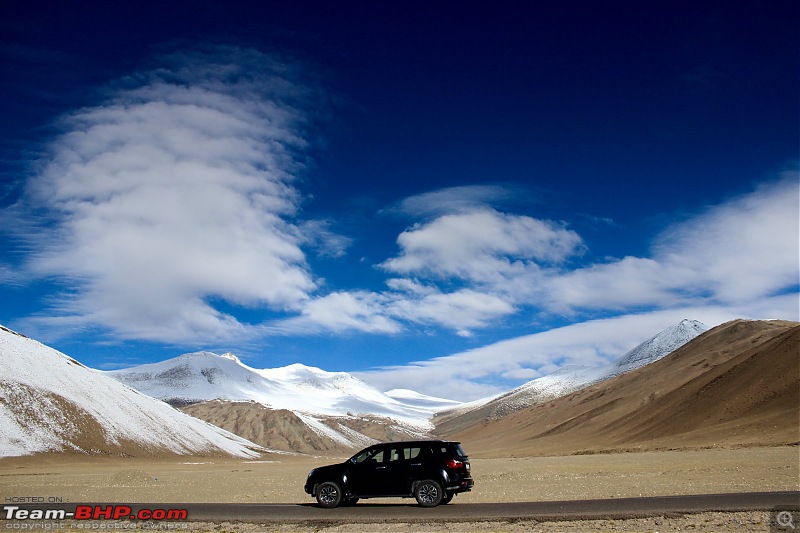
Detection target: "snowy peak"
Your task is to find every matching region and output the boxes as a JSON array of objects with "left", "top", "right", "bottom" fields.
[
  {"left": 615, "top": 319, "right": 707, "bottom": 371},
  {"left": 258, "top": 363, "right": 370, "bottom": 393},
  {"left": 107, "top": 351, "right": 277, "bottom": 399},
  {"left": 220, "top": 352, "right": 242, "bottom": 364},
  {"left": 505, "top": 319, "right": 707, "bottom": 403},
  {"left": 0, "top": 326, "right": 262, "bottom": 458},
  {"left": 435, "top": 319, "right": 710, "bottom": 429},
  {"left": 108, "top": 353, "right": 442, "bottom": 428}
]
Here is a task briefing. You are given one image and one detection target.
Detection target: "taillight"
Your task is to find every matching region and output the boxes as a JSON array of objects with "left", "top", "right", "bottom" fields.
[{"left": 445, "top": 458, "right": 463, "bottom": 469}]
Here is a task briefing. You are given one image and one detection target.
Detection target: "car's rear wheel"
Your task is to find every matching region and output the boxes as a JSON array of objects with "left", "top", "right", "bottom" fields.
[
  {"left": 315, "top": 481, "right": 343, "bottom": 508},
  {"left": 414, "top": 480, "right": 443, "bottom": 507}
]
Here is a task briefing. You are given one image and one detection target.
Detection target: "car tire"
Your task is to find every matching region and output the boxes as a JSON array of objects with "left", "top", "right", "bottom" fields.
[
  {"left": 414, "top": 479, "right": 443, "bottom": 507},
  {"left": 315, "top": 481, "right": 343, "bottom": 508}
]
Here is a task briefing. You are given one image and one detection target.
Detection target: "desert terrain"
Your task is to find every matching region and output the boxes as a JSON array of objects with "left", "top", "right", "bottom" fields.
[
  {"left": 440, "top": 320, "right": 800, "bottom": 456},
  {"left": 2, "top": 320, "right": 798, "bottom": 531},
  {"left": 2, "top": 446, "right": 798, "bottom": 531}
]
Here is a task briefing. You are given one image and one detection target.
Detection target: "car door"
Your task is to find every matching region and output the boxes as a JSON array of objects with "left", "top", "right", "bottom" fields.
[
  {"left": 403, "top": 444, "right": 429, "bottom": 486},
  {"left": 380, "top": 445, "right": 411, "bottom": 495},
  {"left": 348, "top": 445, "right": 389, "bottom": 496}
]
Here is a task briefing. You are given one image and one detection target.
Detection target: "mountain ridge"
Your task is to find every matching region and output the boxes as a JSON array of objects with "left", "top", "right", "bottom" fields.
[
  {"left": 106, "top": 353, "right": 447, "bottom": 452},
  {"left": 106, "top": 353, "right": 446, "bottom": 426},
  {"left": 4, "top": 318, "right": 791, "bottom": 459},
  {"left": 0, "top": 325, "right": 265, "bottom": 458},
  {"left": 434, "top": 319, "right": 707, "bottom": 434},
  {"left": 443, "top": 319, "right": 800, "bottom": 457}
]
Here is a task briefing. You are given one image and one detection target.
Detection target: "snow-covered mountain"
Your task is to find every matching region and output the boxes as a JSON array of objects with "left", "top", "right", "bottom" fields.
[
  {"left": 435, "top": 319, "right": 708, "bottom": 428},
  {"left": 615, "top": 319, "right": 708, "bottom": 371},
  {"left": 1, "top": 318, "right": 710, "bottom": 457},
  {"left": 106, "top": 352, "right": 453, "bottom": 450},
  {"left": 107, "top": 354, "right": 441, "bottom": 427},
  {"left": 0, "top": 325, "right": 263, "bottom": 458}
]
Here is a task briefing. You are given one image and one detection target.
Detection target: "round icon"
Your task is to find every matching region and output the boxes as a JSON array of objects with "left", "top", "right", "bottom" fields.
[{"left": 777, "top": 511, "right": 796, "bottom": 530}]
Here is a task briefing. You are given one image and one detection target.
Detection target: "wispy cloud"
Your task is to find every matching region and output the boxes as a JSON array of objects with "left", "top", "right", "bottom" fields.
[
  {"left": 354, "top": 172, "right": 799, "bottom": 398},
  {"left": 7, "top": 43, "right": 798, "bottom": 363},
  {"left": 278, "top": 291, "right": 401, "bottom": 334},
  {"left": 381, "top": 208, "right": 585, "bottom": 281},
  {"left": 388, "top": 184, "right": 527, "bottom": 218},
  {"left": 386, "top": 288, "right": 515, "bottom": 337},
  {"left": 544, "top": 173, "right": 800, "bottom": 312},
  {"left": 357, "top": 298, "right": 798, "bottom": 401},
  {"left": 18, "top": 46, "right": 321, "bottom": 343},
  {"left": 298, "top": 219, "right": 353, "bottom": 259},
  {"left": 284, "top": 173, "right": 798, "bottom": 340}
]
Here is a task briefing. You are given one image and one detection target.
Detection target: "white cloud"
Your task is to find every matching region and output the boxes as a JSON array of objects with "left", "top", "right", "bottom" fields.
[
  {"left": 389, "top": 184, "right": 522, "bottom": 218},
  {"left": 381, "top": 208, "right": 585, "bottom": 283},
  {"left": 386, "top": 288, "right": 515, "bottom": 337},
  {"left": 357, "top": 298, "right": 797, "bottom": 401},
  {"left": 282, "top": 173, "right": 798, "bottom": 340},
  {"left": 10, "top": 44, "right": 797, "bottom": 359},
  {"left": 652, "top": 175, "right": 799, "bottom": 302},
  {"left": 21, "top": 46, "right": 319, "bottom": 343},
  {"left": 298, "top": 219, "right": 353, "bottom": 259},
  {"left": 354, "top": 174, "right": 800, "bottom": 399},
  {"left": 278, "top": 291, "right": 401, "bottom": 334},
  {"left": 545, "top": 173, "right": 800, "bottom": 313}
]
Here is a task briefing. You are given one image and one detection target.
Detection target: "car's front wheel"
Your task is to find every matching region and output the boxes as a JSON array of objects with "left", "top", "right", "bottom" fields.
[
  {"left": 414, "top": 479, "right": 443, "bottom": 507},
  {"left": 315, "top": 481, "right": 343, "bottom": 508}
]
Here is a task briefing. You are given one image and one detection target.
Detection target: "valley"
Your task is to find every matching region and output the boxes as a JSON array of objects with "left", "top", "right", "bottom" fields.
[{"left": 1, "top": 318, "right": 798, "bottom": 531}]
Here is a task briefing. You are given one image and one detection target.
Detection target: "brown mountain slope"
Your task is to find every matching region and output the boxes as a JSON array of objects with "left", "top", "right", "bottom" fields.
[
  {"left": 181, "top": 401, "right": 431, "bottom": 456},
  {"left": 444, "top": 320, "right": 800, "bottom": 457},
  {"left": 181, "top": 402, "right": 342, "bottom": 455}
]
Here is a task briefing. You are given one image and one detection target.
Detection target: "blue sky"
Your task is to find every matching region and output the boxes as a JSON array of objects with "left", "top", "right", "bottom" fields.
[{"left": 1, "top": 1, "right": 798, "bottom": 400}]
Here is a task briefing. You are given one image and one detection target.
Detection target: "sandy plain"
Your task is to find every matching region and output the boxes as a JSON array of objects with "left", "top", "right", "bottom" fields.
[{"left": 2, "top": 446, "right": 798, "bottom": 532}]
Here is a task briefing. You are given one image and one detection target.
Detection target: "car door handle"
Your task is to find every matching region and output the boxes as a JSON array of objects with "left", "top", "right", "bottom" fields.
[
  {"left": 410, "top": 463, "right": 422, "bottom": 467},
  {"left": 376, "top": 465, "right": 387, "bottom": 470}
]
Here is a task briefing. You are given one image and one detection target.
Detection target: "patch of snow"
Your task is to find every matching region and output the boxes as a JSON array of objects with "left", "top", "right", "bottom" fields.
[
  {"left": 443, "top": 319, "right": 708, "bottom": 418},
  {"left": 108, "top": 358, "right": 441, "bottom": 429},
  {"left": 385, "top": 389, "right": 462, "bottom": 410},
  {"left": 0, "top": 326, "right": 263, "bottom": 458}
]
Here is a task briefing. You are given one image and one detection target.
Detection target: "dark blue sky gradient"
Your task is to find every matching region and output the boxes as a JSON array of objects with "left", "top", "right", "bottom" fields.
[{"left": 0, "top": 1, "right": 797, "bottom": 397}]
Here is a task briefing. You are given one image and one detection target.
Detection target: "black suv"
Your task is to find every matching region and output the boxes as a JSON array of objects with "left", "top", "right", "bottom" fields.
[{"left": 304, "top": 440, "right": 474, "bottom": 507}]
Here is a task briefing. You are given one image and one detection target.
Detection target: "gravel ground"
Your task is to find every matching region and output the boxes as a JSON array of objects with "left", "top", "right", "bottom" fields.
[
  {"left": 2, "top": 446, "right": 797, "bottom": 532},
  {"left": 180, "top": 511, "right": 772, "bottom": 532}
]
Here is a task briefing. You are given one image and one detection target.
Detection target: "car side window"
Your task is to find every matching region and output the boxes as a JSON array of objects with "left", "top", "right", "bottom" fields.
[
  {"left": 353, "top": 448, "right": 384, "bottom": 464},
  {"left": 388, "top": 447, "right": 402, "bottom": 462},
  {"left": 404, "top": 447, "right": 422, "bottom": 460},
  {"left": 370, "top": 450, "right": 386, "bottom": 463}
]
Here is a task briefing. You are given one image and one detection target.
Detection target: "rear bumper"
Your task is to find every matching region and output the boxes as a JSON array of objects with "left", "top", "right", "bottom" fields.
[{"left": 445, "top": 478, "right": 474, "bottom": 493}]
